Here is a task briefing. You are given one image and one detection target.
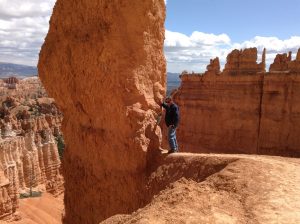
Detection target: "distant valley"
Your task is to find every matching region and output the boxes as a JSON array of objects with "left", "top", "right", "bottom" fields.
[
  {"left": 0, "top": 62, "right": 37, "bottom": 79},
  {"left": 0, "top": 63, "right": 181, "bottom": 94},
  {"left": 167, "top": 72, "right": 181, "bottom": 95}
]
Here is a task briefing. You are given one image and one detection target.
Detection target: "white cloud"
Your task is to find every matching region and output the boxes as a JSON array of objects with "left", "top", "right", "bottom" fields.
[
  {"left": 165, "top": 31, "right": 194, "bottom": 47},
  {"left": 190, "top": 32, "right": 231, "bottom": 46},
  {"left": 0, "top": 0, "right": 55, "bottom": 65},
  {"left": 165, "top": 30, "right": 300, "bottom": 73},
  {"left": 234, "top": 36, "right": 300, "bottom": 53},
  {"left": 165, "top": 30, "right": 233, "bottom": 72},
  {"left": 165, "top": 30, "right": 230, "bottom": 48},
  {"left": 0, "top": 0, "right": 55, "bottom": 19}
]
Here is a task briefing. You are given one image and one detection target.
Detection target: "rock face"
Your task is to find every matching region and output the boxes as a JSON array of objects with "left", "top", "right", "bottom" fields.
[
  {"left": 206, "top": 57, "right": 221, "bottom": 74},
  {"left": 269, "top": 52, "right": 292, "bottom": 72},
  {"left": 0, "top": 171, "right": 13, "bottom": 220},
  {"left": 174, "top": 48, "right": 300, "bottom": 157},
  {"left": 269, "top": 49, "right": 300, "bottom": 72},
  {"left": 223, "top": 48, "right": 266, "bottom": 74},
  {"left": 38, "top": 0, "right": 166, "bottom": 223},
  {"left": 0, "top": 78, "right": 64, "bottom": 220}
]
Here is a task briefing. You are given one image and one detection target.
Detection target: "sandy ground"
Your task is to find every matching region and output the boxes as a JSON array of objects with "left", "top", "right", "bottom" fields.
[
  {"left": 10, "top": 193, "right": 63, "bottom": 224},
  {"left": 103, "top": 153, "right": 300, "bottom": 224}
]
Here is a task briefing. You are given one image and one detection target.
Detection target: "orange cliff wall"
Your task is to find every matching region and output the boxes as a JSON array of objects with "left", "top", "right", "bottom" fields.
[
  {"left": 174, "top": 74, "right": 263, "bottom": 154},
  {"left": 174, "top": 48, "right": 300, "bottom": 157},
  {"left": 38, "top": 0, "right": 166, "bottom": 223},
  {"left": 259, "top": 50, "right": 300, "bottom": 156}
]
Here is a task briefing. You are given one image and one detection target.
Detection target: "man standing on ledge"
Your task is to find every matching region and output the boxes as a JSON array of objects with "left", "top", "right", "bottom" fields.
[{"left": 161, "top": 97, "right": 180, "bottom": 153}]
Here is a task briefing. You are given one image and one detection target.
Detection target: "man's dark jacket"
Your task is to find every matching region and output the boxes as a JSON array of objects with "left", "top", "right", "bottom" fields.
[{"left": 161, "top": 102, "right": 180, "bottom": 127}]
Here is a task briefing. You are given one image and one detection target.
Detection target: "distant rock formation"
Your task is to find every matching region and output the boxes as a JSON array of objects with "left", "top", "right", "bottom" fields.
[
  {"left": 206, "top": 57, "right": 221, "bottom": 74},
  {"left": 223, "top": 48, "right": 266, "bottom": 74},
  {"left": 0, "top": 77, "right": 46, "bottom": 100},
  {"left": 269, "top": 49, "right": 300, "bottom": 72},
  {"left": 0, "top": 78, "right": 63, "bottom": 221},
  {"left": 174, "top": 48, "right": 300, "bottom": 157},
  {"left": 269, "top": 51, "right": 292, "bottom": 72},
  {"left": 39, "top": 0, "right": 166, "bottom": 223},
  {"left": 4, "top": 77, "right": 19, "bottom": 90},
  {"left": 0, "top": 134, "right": 62, "bottom": 220}
]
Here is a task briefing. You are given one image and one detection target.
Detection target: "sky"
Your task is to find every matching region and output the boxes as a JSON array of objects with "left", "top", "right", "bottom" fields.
[{"left": 0, "top": 0, "right": 300, "bottom": 73}]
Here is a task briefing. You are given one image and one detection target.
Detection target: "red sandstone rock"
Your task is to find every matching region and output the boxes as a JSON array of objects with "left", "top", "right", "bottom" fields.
[
  {"left": 4, "top": 77, "right": 19, "bottom": 90},
  {"left": 269, "top": 52, "right": 292, "bottom": 71},
  {"left": 261, "top": 48, "right": 266, "bottom": 71},
  {"left": 224, "top": 48, "right": 265, "bottom": 74},
  {"left": 38, "top": 0, "right": 166, "bottom": 223},
  {"left": 0, "top": 78, "right": 47, "bottom": 100},
  {"left": 0, "top": 78, "right": 64, "bottom": 220},
  {"left": 0, "top": 134, "right": 63, "bottom": 220},
  {"left": 0, "top": 170, "right": 15, "bottom": 220},
  {"left": 206, "top": 57, "right": 220, "bottom": 75},
  {"left": 287, "top": 48, "right": 300, "bottom": 72},
  {"left": 174, "top": 48, "right": 300, "bottom": 157},
  {"left": 259, "top": 74, "right": 300, "bottom": 156},
  {"left": 174, "top": 74, "right": 263, "bottom": 154},
  {"left": 0, "top": 134, "right": 62, "bottom": 219}
]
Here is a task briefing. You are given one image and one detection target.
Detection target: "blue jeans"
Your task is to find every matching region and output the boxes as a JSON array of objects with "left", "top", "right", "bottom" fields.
[{"left": 168, "top": 126, "right": 178, "bottom": 151}]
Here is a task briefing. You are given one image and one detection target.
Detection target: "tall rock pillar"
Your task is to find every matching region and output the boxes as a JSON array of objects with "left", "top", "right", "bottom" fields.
[{"left": 38, "top": 1, "right": 166, "bottom": 223}]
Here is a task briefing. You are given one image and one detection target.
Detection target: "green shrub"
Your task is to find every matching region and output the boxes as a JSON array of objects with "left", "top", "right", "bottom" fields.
[{"left": 55, "top": 135, "right": 65, "bottom": 159}]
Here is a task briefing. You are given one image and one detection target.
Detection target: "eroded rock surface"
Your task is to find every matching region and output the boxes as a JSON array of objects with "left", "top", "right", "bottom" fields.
[
  {"left": 269, "top": 49, "right": 300, "bottom": 72},
  {"left": 39, "top": 0, "right": 166, "bottom": 223},
  {"left": 0, "top": 78, "right": 63, "bottom": 221},
  {"left": 174, "top": 48, "right": 300, "bottom": 157},
  {"left": 223, "top": 48, "right": 266, "bottom": 74},
  {"left": 206, "top": 57, "right": 221, "bottom": 74}
]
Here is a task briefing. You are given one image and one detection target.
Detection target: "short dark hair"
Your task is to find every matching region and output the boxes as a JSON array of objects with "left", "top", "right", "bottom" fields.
[{"left": 165, "top": 97, "right": 172, "bottom": 103}]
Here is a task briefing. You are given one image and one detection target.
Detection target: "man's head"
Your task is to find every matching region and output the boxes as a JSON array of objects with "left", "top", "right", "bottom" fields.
[{"left": 165, "top": 97, "right": 173, "bottom": 105}]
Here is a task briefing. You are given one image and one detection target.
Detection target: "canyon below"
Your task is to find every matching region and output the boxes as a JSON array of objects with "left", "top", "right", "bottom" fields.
[
  {"left": 0, "top": 77, "right": 64, "bottom": 222},
  {"left": 0, "top": 0, "right": 300, "bottom": 223}
]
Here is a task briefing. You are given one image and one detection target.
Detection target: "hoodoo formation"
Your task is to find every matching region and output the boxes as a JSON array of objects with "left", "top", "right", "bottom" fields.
[
  {"left": 39, "top": 0, "right": 166, "bottom": 223},
  {"left": 0, "top": 78, "right": 63, "bottom": 220},
  {"left": 174, "top": 48, "right": 300, "bottom": 157}
]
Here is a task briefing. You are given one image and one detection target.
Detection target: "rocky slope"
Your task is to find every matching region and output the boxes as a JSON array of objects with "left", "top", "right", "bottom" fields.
[
  {"left": 39, "top": 0, "right": 166, "bottom": 223},
  {"left": 102, "top": 153, "right": 300, "bottom": 224},
  {"left": 173, "top": 48, "right": 300, "bottom": 157},
  {"left": 0, "top": 77, "right": 63, "bottom": 221}
]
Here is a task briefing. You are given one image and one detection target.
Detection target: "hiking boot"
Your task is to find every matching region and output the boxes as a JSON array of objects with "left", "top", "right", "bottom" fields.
[{"left": 168, "top": 149, "right": 178, "bottom": 154}]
